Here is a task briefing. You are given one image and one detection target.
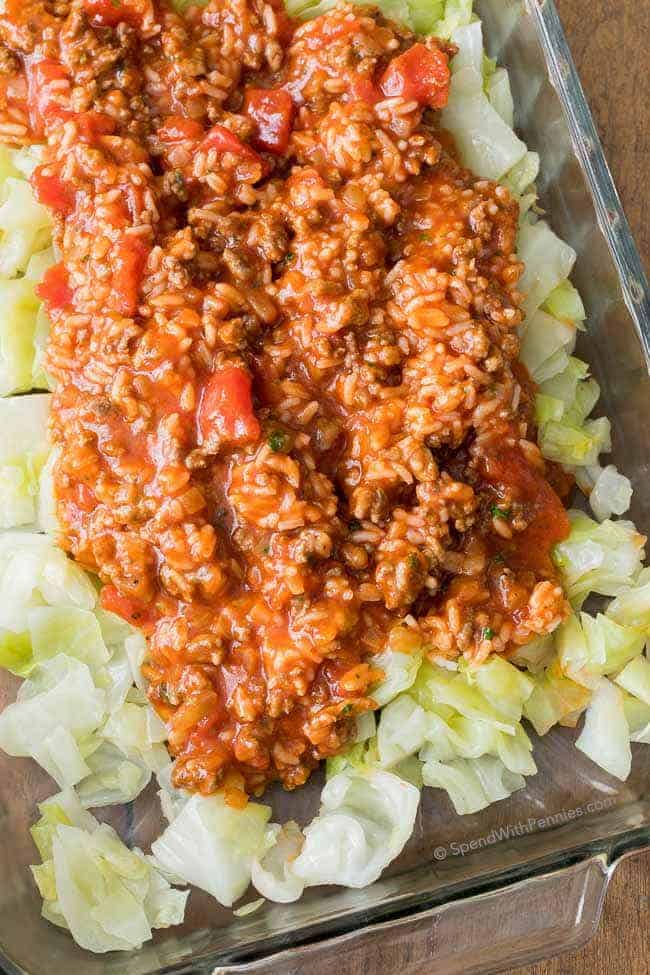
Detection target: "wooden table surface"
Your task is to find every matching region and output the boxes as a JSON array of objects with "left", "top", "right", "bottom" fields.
[{"left": 508, "top": 0, "right": 649, "bottom": 972}]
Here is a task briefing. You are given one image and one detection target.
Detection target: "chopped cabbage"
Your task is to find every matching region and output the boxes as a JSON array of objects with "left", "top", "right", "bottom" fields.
[
  {"left": 607, "top": 568, "right": 650, "bottom": 632},
  {"left": 553, "top": 511, "right": 645, "bottom": 606},
  {"left": 451, "top": 21, "right": 483, "bottom": 75},
  {"left": 517, "top": 219, "right": 576, "bottom": 316},
  {"left": 151, "top": 793, "right": 272, "bottom": 906},
  {"left": 542, "top": 278, "right": 586, "bottom": 324},
  {"left": 623, "top": 692, "right": 650, "bottom": 743},
  {"left": 503, "top": 150, "right": 539, "bottom": 198},
  {"left": 0, "top": 532, "right": 97, "bottom": 635},
  {"left": 614, "top": 655, "right": 650, "bottom": 706},
  {"left": 421, "top": 754, "right": 525, "bottom": 815},
  {"left": 0, "top": 277, "right": 43, "bottom": 395},
  {"left": 412, "top": 659, "right": 531, "bottom": 735},
  {"left": 0, "top": 393, "right": 51, "bottom": 528},
  {"left": 376, "top": 693, "right": 432, "bottom": 767},
  {"left": 30, "top": 805, "right": 187, "bottom": 952},
  {"left": 556, "top": 611, "right": 644, "bottom": 689},
  {"left": 101, "top": 700, "right": 169, "bottom": 772},
  {"left": 0, "top": 176, "right": 51, "bottom": 277},
  {"left": 575, "top": 678, "right": 631, "bottom": 781},
  {"left": 523, "top": 659, "right": 591, "bottom": 735},
  {"left": 76, "top": 742, "right": 152, "bottom": 808},
  {"left": 0, "top": 655, "right": 105, "bottom": 787},
  {"left": 251, "top": 822, "right": 305, "bottom": 903},
  {"left": 520, "top": 310, "right": 575, "bottom": 383},
  {"left": 486, "top": 67, "right": 514, "bottom": 127},
  {"left": 588, "top": 465, "right": 633, "bottom": 522},
  {"left": 291, "top": 770, "right": 419, "bottom": 888},
  {"left": 367, "top": 625, "right": 423, "bottom": 706},
  {"left": 441, "top": 66, "right": 527, "bottom": 180},
  {"left": 509, "top": 634, "right": 555, "bottom": 674}
]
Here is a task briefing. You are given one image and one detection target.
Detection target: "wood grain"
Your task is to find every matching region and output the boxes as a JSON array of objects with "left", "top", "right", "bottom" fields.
[{"left": 507, "top": 0, "right": 649, "bottom": 972}]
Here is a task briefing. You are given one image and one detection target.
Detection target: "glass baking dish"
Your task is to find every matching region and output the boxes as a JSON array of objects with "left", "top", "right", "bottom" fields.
[{"left": 1, "top": 0, "right": 649, "bottom": 973}]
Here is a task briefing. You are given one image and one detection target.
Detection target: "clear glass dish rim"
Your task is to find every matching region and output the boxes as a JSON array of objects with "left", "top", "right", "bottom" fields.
[{"left": 1, "top": 1, "right": 649, "bottom": 973}]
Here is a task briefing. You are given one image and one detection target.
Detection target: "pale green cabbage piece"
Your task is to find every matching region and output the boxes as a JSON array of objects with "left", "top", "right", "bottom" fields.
[
  {"left": 0, "top": 176, "right": 51, "bottom": 277},
  {"left": 588, "top": 465, "right": 633, "bottom": 522},
  {"left": 614, "top": 655, "right": 650, "bottom": 706},
  {"left": 0, "top": 655, "right": 105, "bottom": 787},
  {"left": 523, "top": 659, "right": 591, "bottom": 735},
  {"left": 0, "top": 532, "right": 97, "bottom": 635},
  {"left": 441, "top": 66, "right": 527, "bottom": 180},
  {"left": 151, "top": 793, "right": 273, "bottom": 906},
  {"left": 76, "top": 741, "right": 152, "bottom": 808},
  {"left": 0, "top": 277, "right": 44, "bottom": 395},
  {"left": 575, "top": 678, "right": 631, "bottom": 781},
  {"left": 542, "top": 278, "right": 586, "bottom": 324},
  {"left": 553, "top": 511, "right": 645, "bottom": 606},
  {"left": 520, "top": 311, "right": 575, "bottom": 383},
  {"left": 0, "top": 393, "right": 51, "bottom": 528},
  {"left": 291, "top": 770, "right": 419, "bottom": 888},
  {"left": 556, "top": 612, "right": 644, "bottom": 689},
  {"left": 421, "top": 754, "right": 525, "bottom": 815},
  {"left": 607, "top": 568, "right": 650, "bottom": 632},
  {"left": 30, "top": 800, "right": 187, "bottom": 953},
  {"left": 251, "top": 821, "right": 305, "bottom": 904},
  {"left": 367, "top": 625, "right": 423, "bottom": 706},
  {"left": 517, "top": 219, "right": 576, "bottom": 316}
]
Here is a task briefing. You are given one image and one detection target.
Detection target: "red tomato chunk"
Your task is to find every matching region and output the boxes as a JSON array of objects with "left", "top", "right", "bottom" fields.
[
  {"left": 380, "top": 43, "right": 450, "bottom": 109},
  {"left": 245, "top": 88, "right": 295, "bottom": 154},
  {"left": 36, "top": 263, "right": 73, "bottom": 313},
  {"left": 25, "top": 58, "right": 71, "bottom": 136},
  {"left": 82, "top": 0, "right": 148, "bottom": 28},
  {"left": 158, "top": 115, "right": 204, "bottom": 146},
  {"left": 100, "top": 585, "right": 157, "bottom": 631},
  {"left": 198, "top": 367, "right": 261, "bottom": 445},
  {"left": 111, "top": 235, "right": 148, "bottom": 317},
  {"left": 201, "top": 124, "right": 261, "bottom": 162},
  {"left": 31, "top": 167, "right": 74, "bottom": 214}
]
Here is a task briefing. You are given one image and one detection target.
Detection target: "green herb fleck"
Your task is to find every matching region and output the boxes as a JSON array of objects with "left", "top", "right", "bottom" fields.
[
  {"left": 419, "top": 232, "right": 432, "bottom": 242},
  {"left": 348, "top": 518, "right": 362, "bottom": 532},
  {"left": 340, "top": 703, "right": 353, "bottom": 716},
  {"left": 268, "top": 430, "right": 289, "bottom": 453},
  {"left": 490, "top": 504, "right": 511, "bottom": 521},
  {"left": 111, "top": 0, "right": 120, "bottom": 8},
  {"left": 490, "top": 552, "right": 505, "bottom": 565},
  {"left": 284, "top": 251, "right": 295, "bottom": 263},
  {"left": 172, "top": 170, "right": 187, "bottom": 201},
  {"left": 407, "top": 552, "right": 421, "bottom": 571},
  {"left": 482, "top": 627, "right": 495, "bottom": 641}
]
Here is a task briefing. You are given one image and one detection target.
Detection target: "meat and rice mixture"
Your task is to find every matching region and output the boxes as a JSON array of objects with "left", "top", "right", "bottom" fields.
[{"left": 0, "top": 0, "right": 572, "bottom": 798}]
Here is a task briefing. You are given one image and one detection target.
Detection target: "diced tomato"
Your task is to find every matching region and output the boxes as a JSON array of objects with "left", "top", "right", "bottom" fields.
[
  {"left": 482, "top": 447, "right": 570, "bottom": 572},
  {"left": 198, "top": 366, "right": 261, "bottom": 445},
  {"left": 36, "top": 263, "right": 73, "bottom": 314},
  {"left": 100, "top": 585, "right": 157, "bottom": 631},
  {"left": 82, "top": 0, "right": 149, "bottom": 28},
  {"left": 75, "top": 110, "right": 116, "bottom": 143},
  {"left": 111, "top": 235, "right": 148, "bottom": 317},
  {"left": 31, "top": 167, "right": 75, "bottom": 215},
  {"left": 347, "top": 76, "right": 381, "bottom": 105},
  {"left": 25, "top": 58, "right": 71, "bottom": 137},
  {"left": 201, "top": 124, "right": 261, "bottom": 163},
  {"left": 157, "top": 115, "right": 204, "bottom": 146},
  {"left": 380, "top": 43, "right": 450, "bottom": 109},
  {"left": 245, "top": 88, "right": 294, "bottom": 155}
]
